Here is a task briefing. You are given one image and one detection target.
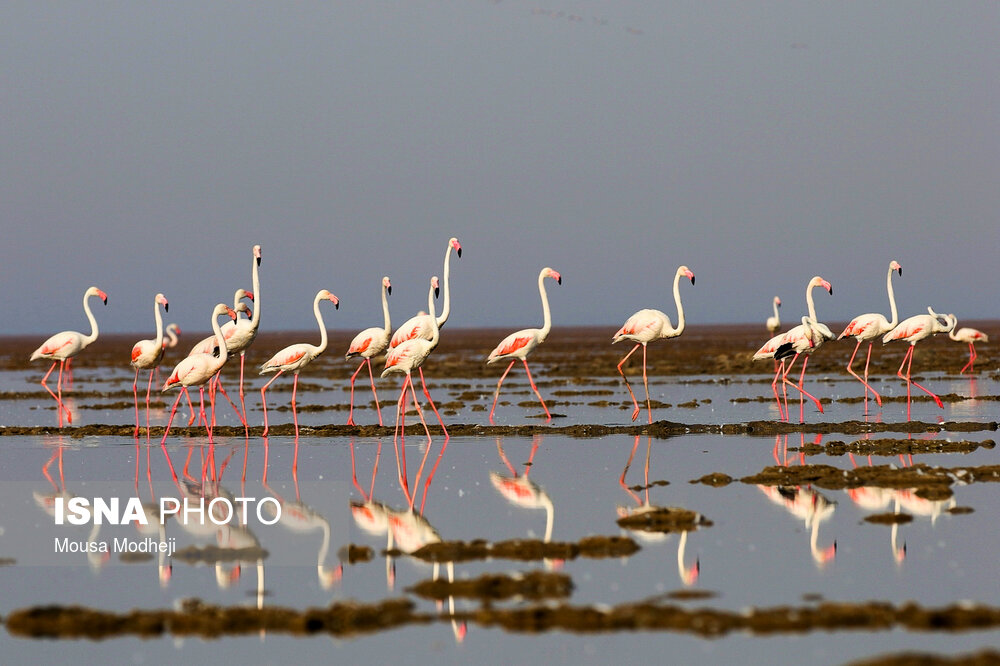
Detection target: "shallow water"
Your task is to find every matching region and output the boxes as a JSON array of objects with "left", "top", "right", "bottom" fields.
[{"left": 2, "top": 327, "right": 998, "bottom": 664}]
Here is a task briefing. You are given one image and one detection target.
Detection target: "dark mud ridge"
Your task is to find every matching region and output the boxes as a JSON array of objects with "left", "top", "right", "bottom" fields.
[
  {"left": 2, "top": 419, "right": 997, "bottom": 439},
  {"left": 408, "top": 571, "right": 573, "bottom": 601},
  {"left": 391, "top": 535, "right": 639, "bottom": 563},
  {"left": 731, "top": 463, "right": 1000, "bottom": 500},
  {"left": 848, "top": 649, "right": 1000, "bottom": 665},
  {"left": 801, "top": 438, "right": 996, "bottom": 457},
  {"left": 616, "top": 507, "right": 712, "bottom": 533},
  {"left": 10, "top": 598, "right": 1000, "bottom": 640}
]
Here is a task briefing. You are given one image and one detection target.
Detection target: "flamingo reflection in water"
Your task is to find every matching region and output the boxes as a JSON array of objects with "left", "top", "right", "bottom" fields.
[
  {"left": 490, "top": 435, "right": 562, "bottom": 571},
  {"left": 33, "top": 442, "right": 110, "bottom": 571},
  {"left": 349, "top": 438, "right": 395, "bottom": 589},
  {"left": 616, "top": 435, "right": 700, "bottom": 586},
  {"left": 757, "top": 434, "right": 837, "bottom": 567},
  {"left": 261, "top": 456, "right": 342, "bottom": 590}
]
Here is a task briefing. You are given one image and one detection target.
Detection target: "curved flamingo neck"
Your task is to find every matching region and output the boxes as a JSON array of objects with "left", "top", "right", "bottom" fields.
[
  {"left": 249, "top": 251, "right": 261, "bottom": 331},
  {"left": 885, "top": 265, "right": 898, "bottom": 328},
  {"left": 381, "top": 282, "right": 391, "bottom": 336},
  {"left": 670, "top": 269, "right": 687, "bottom": 336},
  {"left": 772, "top": 299, "right": 781, "bottom": 326},
  {"left": 805, "top": 282, "right": 819, "bottom": 321},
  {"left": 211, "top": 306, "right": 230, "bottom": 366},
  {"left": 947, "top": 316, "right": 961, "bottom": 340},
  {"left": 312, "top": 293, "right": 330, "bottom": 355},
  {"left": 538, "top": 270, "right": 553, "bottom": 341},
  {"left": 437, "top": 244, "right": 453, "bottom": 328},
  {"left": 152, "top": 299, "right": 165, "bottom": 350},
  {"left": 82, "top": 291, "right": 101, "bottom": 346},
  {"left": 426, "top": 281, "right": 440, "bottom": 348}
]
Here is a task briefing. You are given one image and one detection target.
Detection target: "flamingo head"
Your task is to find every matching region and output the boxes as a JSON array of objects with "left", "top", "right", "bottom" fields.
[
  {"left": 253, "top": 244, "right": 262, "bottom": 265},
  {"left": 681, "top": 557, "right": 701, "bottom": 586},
  {"left": 382, "top": 276, "right": 392, "bottom": 295},
  {"left": 159, "top": 563, "right": 173, "bottom": 587},
  {"left": 155, "top": 293, "right": 169, "bottom": 312},
  {"left": 319, "top": 290, "right": 340, "bottom": 309},
  {"left": 774, "top": 296, "right": 781, "bottom": 307},
  {"left": 810, "top": 276, "right": 833, "bottom": 296},
  {"left": 543, "top": 267, "right": 562, "bottom": 285},
  {"left": 678, "top": 265, "right": 695, "bottom": 285},
  {"left": 235, "top": 288, "right": 254, "bottom": 303},
  {"left": 450, "top": 237, "right": 462, "bottom": 257},
  {"left": 431, "top": 276, "right": 440, "bottom": 299},
  {"left": 87, "top": 286, "right": 108, "bottom": 305},
  {"left": 890, "top": 260, "right": 902, "bottom": 276}
]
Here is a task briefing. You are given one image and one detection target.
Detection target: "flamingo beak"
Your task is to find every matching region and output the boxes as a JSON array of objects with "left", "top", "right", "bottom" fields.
[
  {"left": 686, "top": 270, "right": 695, "bottom": 285},
  {"left": 453, "top": 239, "right": 462, "bottom": 257},
  {"left": 246, "top": 291, "right": 255, "bottom": 302},
  {"left": 387, "top": 285, "right": 392, "bottom": 296},
  {"left": 164, "top": 302, "right": 169, "bottom": 313},
  {"left": 435, "top": 286, "right": 440, "bottom": 299},
  {"left": 897, "top": 266, "right": 902, "bottom": 276}
]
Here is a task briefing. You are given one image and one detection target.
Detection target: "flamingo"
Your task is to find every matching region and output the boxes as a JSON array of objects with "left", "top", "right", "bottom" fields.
[
  {"left": 162, "top": 323, "right": 181, "bottom": 350},
  {"left": 882, "top": 306, "right": 955, "bottom": 419},
  {"left": 946, "top": 315, "right": 989, "bottom": 374},
  {"left": 259, "top": 289, "right": 340, "bottom": 440},
  {"left": 30, "top": 286, "right": 108, "bottom": 427},
  {"left": 753, "top": 276, "right": 834, "bottom": 422},
  {"left": 381, "top": 277, "right": 443, "bottom": 501},
  {"left": 161, "top": 303, "right": 238, "bottom": 445},
  {"left": 215, "top": 245, "right": 263, "bottom": 427},
  {"left": 487, "top": 267, "right": 562, "bottom": 424},
  {"left": 612, "top": 265, "right": 695, "bottom": 423},
  {"left": 130, "top": 293, "right": 169, "bottom": 437},
  {"left": 766, "top": 296, "right": 781, "bottom": 334},
  {"left": 390, "top": 237, "right": 462, "bottom": 431},
  {"left": 838, "top": 260, "right": 903, "bottom": 409},
  {"left": 189, "top": 290, "right": 254, "bottom": 356},
  {"left": 346, "top": 276, "right": 392, "bottom": 426}
]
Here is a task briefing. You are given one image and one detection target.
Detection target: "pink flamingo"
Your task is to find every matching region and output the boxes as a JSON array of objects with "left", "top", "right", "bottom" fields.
[
  {"left": 946, "top": 315, "right": 989, "bottom": 374},
  {"left": 161, "top": 303, "right": 238, "bottom": 445},
  {"left": 487, "top": 267, "right": 562, "bottom": 424},
  {"left": 130, "top": 293, "right": 169, "bottom": 437},
  {"left": 390, "top": 238, "right": 462, "bottom": 431},
  {"left": 30, "top": 286, "right": 108, "bottom": 427},
  {"left": 189, "top": 290, "right": 253, "bottom": 355},
  {"left": 259, "top": 289, "right": 339, "bottom": 441},
  {"left": 215, "top": 245, "right": 262, "bottom": 428},
  {"left": 838, "top": 260, "right": 902, "bottom": 409},
  {"left": 882, "top": 307, "right": 955, "bottom": 419},
  {"left": 163, "top": 323, "right": 181, "bottom": 351},
  {"left": 766, "top": 296, "right": 781, "bottom": 334},
  {"left": 346, "top": 276, "right": 392, "bottom": 426},
  {"left": 381, "top": 277, "right": 443, "bottom": 501},
  {"left": 612, "top": 265, "right": 695, "bottom": 423},
  {"left": 754, "top": 276, "right": 833, "bottom": 422}
]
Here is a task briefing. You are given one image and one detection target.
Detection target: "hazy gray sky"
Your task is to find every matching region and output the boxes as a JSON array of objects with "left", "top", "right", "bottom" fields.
[{"left": 2, "top": 1, "right": 997, "bottom": 337}]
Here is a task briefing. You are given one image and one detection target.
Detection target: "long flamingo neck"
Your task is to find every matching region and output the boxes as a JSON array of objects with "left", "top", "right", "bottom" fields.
[
  {"left": 538, "top": 271, "right": 552, "bottom": 340},
  {"left": 313, "top": 294, "right": 329, "bottom": 355},
  {"left": 885, "top": 266, "right": 898, "bottom": 328},
  {"left": 152, "top": 300, "right": 165, "bottom": 350},
  {"left": 437, "top": 245, "right": 452, "bottom": 327},
  {"left": 381, "top": 284, "right": 391, "bottom": 336},
  {"left": 805, "top": 283, "right": 818, "bottom": 321},
  {"left": 427, "top": 282, "right": 440, "bottom": 347},
  {"left": 212, "top": 310, "right": 229, "bottom": 365},
  {"left": 250, "top": 253, "right": 261, "bottom": 330},
  {"left": 671, "top": 270, "right": 686, "bottom": 336},
  {"left": 82, "top": 292, "right": 100, "bottom": 346}
]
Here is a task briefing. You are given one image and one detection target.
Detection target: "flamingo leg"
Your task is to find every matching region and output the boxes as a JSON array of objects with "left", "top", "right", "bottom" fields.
[
  {"left": 641, "top": 344, "right": 653, "bottom": 424},
  {"left": 407, "top": 374, "right": 434, "bottom": 510},
  {"left": 160, "top": 390, "right": 185, "bottom": 446},
  {"left": 145, "top": 370, "right": 155, "bottom": 437},
  {"left": 489, "top": 360, "right": 517, "bottom": 424},
  {"left": 238, "top": 353, "right": 248, "bottom": 428},
  {"left": 392, "top": 378, "right": 412, "bottom": 506},
  {"left": 616, "top": 343, "right": 643, "bottom": 421},
  {"left": 366, "top": 359, "right": 383, "bottom": 427},
  {"left": 347, "top": 361, "right": 366, "bottom": 426},
  {"left": 260, "top": 370, "right": 284, "bottom": 437},
  {"left": 845, "top": 339, "right": 882, "bottom": 408},
  {"left": 960, "top": 342, "right": 976, "bottom": 374},
  {"left": 132, "top": 368, "right": 141, "bottom": 437},
  {"left": 862, "top": 342, "right": 881, "bottom": 407},
  {"left": 781, "top": 354, "right": 824, "bottom": 419},
  {"left": 41, "top": 361, "right": 68, "bottom": 427},
  {"left": 770, "top": 359, "right": 786, "bottom": 422},
  {"left": 418, "top": 367, "right": 447, "bottom": 438},
  {"left": 215, "top": 375, "right": 247, "bottom": 428},
  {"left": 184, "top": 389, "right": 197, "bottom": 426},
  {"left": 200, "top": 387, "right": 213, "bottom": 444},
  {"left": 902, "top": 344, "right": 943, "bottom": 410},
  {"left": 291, "top": 373, "right": 300, "bottom": 441},
  {"left": 522, "top": 359, "right": 551, "bottom": 422}
]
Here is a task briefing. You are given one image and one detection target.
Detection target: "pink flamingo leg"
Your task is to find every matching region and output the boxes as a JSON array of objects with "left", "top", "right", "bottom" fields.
[
  {"left": 160, "top": 390, "right": 186, "bottom": 445},
  {"left": 367, "top": 359, "right": 383, "bottom": 426},
  {"left": 960, "top": 343, "right": 976, "bottom": 374},
  {"left": 347, "top": 361, "right": 366, "bottom": 426},
  {"left": 132, "top": 368, "right": 142, "bottom": 437},
  {"left": 291, "top": 373, "right": 300, "bottom": 440},
  {"left": 845, "top": 340, "right": 882, "bottom": 408},
  {"left": 770, "top": 360, "right": 786, "bottom": 422},
  {"left": 260, "top": 370, "right": 284, "bottom": 437},
  {"left": 391, "top": 379, "right": 412, "bottom": 505},
  {"left": 781, "top": 354, "right": 824, "bottom": 420},
  {"left": 641, "top": 344, "right": 652, "bottom": 424},
  {"left": 901, "top": 344, "right": 943, "bottom": 411},
  {"left": 616, "top": 343, "right": 643, "bottom": 422},
  {"left": 214, "top": 375, "right": 247, "bottom": 429},
  {"left": 489, "top": 360, "right": 517, "bottom": 424},
  {"left": 418, "top": 367, "right": 447, "bottom": 438},
  {"left": 144, "top": 370, "right": 156, "bottom": 436},
  {"left": 522, "top": 359, "right": 551, "bottom": 422},
  {"left": 200, "top": 387, "right": 214, "bottom": 444},
  {"left": 184, "top": 389, "right": 197, "bottom": 426},
  {"left": 238, "top": 353, "right": 249, "bottom": 427},
  {"left": 406, "top": 375, "right": 435, "bottom": 509},
  {"left": 41, "top": 361, "right": 68, "bottom": 427}
]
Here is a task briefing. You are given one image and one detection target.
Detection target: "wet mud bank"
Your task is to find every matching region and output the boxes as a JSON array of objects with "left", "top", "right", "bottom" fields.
[{"left": 393, "top": 535, "right": 640, "bottom": 563}]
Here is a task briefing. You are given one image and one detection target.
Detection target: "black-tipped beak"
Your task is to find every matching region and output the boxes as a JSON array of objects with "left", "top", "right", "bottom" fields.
[
  {"left": 828, "top": 286, "right": 833, "bottom": 295},
  {"left": 457, "top": 247, "right": 462, "bottom": 258},
  {"left": 334, "top": 301, "right": 339, "bottom": 310},
  {"left": 164, "top": 303, "right": 169, "bottom": 313},
  {"left": 556, "top": 276, "right": 562, "bottom": 285},
  {"left": 690, "top": 276, "right": 696, "bottom": 286},
  {"left": 897, "top": 267, "right": 902, "bottom": 276},
  {"left": 435, "top": 286, "right": 440, "bottom": 299},
  {"left": 103, "top": 296, "right": 108, "bottom": 305},
  {"left": 256, "top": 256, "right": 261, "bottom": 266},
  {"left": 387, "top": 285, "right": 392, "bottom": 296}
]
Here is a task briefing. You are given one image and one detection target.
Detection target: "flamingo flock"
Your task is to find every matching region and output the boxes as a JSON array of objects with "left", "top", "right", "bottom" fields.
[{"left": 28, "top": 244, "right": 991, "bottom": 438}]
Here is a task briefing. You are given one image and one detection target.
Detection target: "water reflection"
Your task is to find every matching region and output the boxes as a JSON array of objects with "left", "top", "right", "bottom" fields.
[
  {"left": 616, "top": 435, "right": 700, "bottom": 586},
  {"left": 757, "top": 434, "right": 837, "bottom": 567}
]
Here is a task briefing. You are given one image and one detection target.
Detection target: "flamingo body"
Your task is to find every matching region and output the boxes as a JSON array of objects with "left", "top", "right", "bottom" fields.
[
  {"left": 882, "top": 308, "right": 955, "bottom": 418},
  {"left": 346, "top": 277, "right": 392, "bottom": 426},
  {"left": 766, "top": 296, "right": 782, "bottom": 334},
  {"left": 946, "top": 315, "right": 989, "bottom": 374}
]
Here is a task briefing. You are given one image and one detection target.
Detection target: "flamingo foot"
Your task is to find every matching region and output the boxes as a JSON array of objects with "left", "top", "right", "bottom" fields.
[{"left": 630, "top": 407, "right": 640, "bottom": 422}]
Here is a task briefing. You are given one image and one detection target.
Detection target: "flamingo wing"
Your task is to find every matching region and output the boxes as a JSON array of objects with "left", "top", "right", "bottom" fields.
[{"left": 488, "top": 331, "right": 537, "bottom": 361}]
